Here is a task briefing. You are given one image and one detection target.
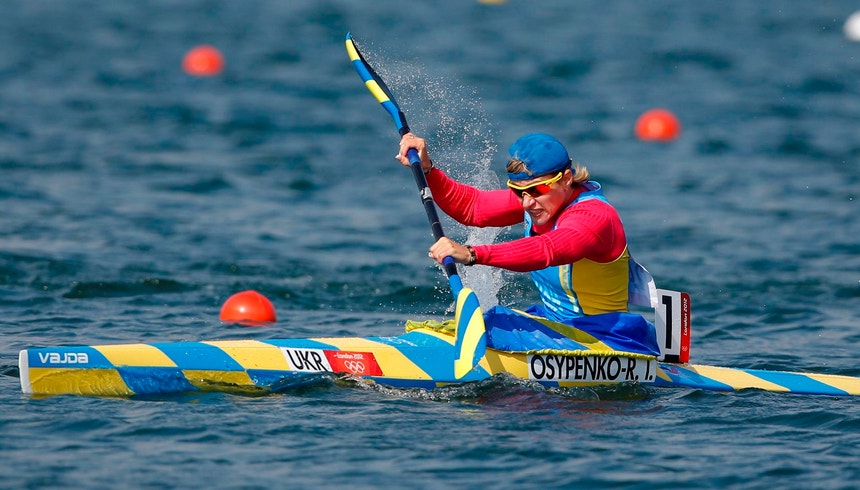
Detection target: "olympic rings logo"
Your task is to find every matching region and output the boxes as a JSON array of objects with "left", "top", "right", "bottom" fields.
[{"left": 343, "top": 360, "right": 366, "bottom": 373}]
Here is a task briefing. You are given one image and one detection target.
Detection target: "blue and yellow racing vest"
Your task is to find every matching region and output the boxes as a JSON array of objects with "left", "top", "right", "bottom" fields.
[{"left": 524, "top": 181, "right": 653, "bottom": 322}]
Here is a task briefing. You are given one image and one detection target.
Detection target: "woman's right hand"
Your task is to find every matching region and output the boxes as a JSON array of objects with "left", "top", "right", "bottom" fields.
[{"left": 396, "top": 133, "right": 433, "bottom": 173}]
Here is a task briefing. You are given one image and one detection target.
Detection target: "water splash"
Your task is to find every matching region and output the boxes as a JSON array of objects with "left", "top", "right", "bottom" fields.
[{"left": 375, "top": 59, "right": 507, "bottom": 309}]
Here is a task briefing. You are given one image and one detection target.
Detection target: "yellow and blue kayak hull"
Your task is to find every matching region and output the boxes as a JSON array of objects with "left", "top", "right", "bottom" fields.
[{"left": 18, "top": 328, "right": 860, "bottom": 397}]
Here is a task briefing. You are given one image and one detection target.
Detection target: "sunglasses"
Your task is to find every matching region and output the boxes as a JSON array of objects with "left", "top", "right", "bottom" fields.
[{"left": 507, "top": 172, "right": 564, "bottom": 199}]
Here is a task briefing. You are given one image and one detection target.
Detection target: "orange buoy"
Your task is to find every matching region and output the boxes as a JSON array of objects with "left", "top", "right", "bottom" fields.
[
  {"left": 220, "top": 290, "right": 276, "bottom": 326},
  {"left": 182, "top": 45, "right": 224, "bottom": 77},
  {"left": 634, "top": 109, "right": 681, "bottom": 142}
]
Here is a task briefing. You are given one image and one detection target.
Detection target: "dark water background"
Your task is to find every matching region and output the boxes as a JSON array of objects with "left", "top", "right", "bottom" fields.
[{"left": 2, "top": 1, "right": 859, "bottom": 488}]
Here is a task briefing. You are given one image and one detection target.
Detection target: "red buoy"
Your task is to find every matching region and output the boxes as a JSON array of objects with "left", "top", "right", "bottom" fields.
[
  {"left": 634, "top": 109, "right": 681, "bottom": 142},
  {"left": 220, "top": 290, "right": 276, "bottom": 326},
  {"left": 182, "top": 45, "right": 224, "bottom": 77}
]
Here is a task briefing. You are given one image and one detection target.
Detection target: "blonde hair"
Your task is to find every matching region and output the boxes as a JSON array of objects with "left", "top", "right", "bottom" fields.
[
  {"left": 506, "top": 159, "right": 589, "bottom": 186},
  {"left": 571, "top": 163, "right": 589, "bottom": 184}
]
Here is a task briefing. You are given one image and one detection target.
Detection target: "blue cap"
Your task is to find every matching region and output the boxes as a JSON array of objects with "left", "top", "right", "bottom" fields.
[{"left": 506, "top": 133, "right": 571, "bottom": 181}]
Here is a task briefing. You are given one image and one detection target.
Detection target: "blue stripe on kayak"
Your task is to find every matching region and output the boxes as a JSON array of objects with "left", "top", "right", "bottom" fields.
[
  {"left": 371, "top": 331, "right": 460, "bottom": 379},
  {"left": 116, "top": 367, "right": 199, "bottom": 395},
  {"left": 152, "top": 342, "right": 244, "bottom": 371},
  {"left": 749, "top": 370, "right": 849, "bottom": 396},
  {"left": 654, "top": 365, "right": 736, "bottom": 392}
]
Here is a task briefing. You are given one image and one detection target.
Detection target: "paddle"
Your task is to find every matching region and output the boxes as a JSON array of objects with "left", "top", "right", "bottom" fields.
[{"left": 345, "top": 33, "right": 486, "bottom": 379}]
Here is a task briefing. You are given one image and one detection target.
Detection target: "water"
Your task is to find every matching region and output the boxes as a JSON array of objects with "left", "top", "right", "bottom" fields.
[{"left": 2, "top": 0, "right": 859, "bottom": 488}]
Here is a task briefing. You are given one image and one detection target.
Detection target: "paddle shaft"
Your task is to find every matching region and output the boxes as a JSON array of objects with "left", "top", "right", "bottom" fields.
[
  {"left": 345, "top": 33, "right": 465, "bottom": 294},
  {"left": 397, "top": 129, "right": 462, "bottom": 288}
]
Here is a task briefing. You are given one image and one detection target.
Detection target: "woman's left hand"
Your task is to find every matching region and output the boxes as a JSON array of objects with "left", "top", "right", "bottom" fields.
[{"left": 428, "top": 237, "right": 472, "bottom": 265}]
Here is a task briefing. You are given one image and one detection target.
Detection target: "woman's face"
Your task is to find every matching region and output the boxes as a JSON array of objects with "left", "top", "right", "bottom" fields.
[{"left": 508, "top": 169, "right": 573, "bottom": 227}]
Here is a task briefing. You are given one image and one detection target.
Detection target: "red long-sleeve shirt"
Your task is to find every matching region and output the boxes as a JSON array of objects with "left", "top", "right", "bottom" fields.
[{"left": 426, "top": 168, "right": 628, "bottom": 272}]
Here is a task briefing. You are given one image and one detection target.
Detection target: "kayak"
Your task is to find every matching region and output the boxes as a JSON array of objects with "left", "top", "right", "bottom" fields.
[
  {"left": 18, "top": 323, "right": 860, "bottom": 397},
  {"left": 23, "top": 34, "right": 859, "bottom": 399}
]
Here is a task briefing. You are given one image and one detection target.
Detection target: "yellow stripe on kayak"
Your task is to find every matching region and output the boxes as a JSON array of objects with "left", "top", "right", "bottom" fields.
[
  {"left": 312, "top": 337, "right": 433, "bottom": 380},
  {"left": 483, "top": 350, "right": 529, "bottom": 378},
  {"left": 688, "top": 365, "right": 789, "bottom": 392},
  {"left": 96, "top": 344, "right": 177, "bottom": 367},
  {"left": 27, "top": 368, "right": 134, "bottom": 397},
  {"left": 804, "top": 373, "right": 860, "bottom": 395},
  {"left": 203, "top": 340, "right": 291, "bottom": 370}
]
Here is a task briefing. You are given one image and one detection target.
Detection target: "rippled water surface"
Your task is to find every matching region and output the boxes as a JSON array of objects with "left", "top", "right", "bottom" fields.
[{"left": 2, "top": 1, "right": 859, "bottom": 488}]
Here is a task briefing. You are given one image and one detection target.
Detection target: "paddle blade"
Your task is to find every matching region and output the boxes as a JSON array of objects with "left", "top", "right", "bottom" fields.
[
  {"left": 345, "top": 33, "right": 410, "bottom": 134},
  {"left": 453, "top": 287, "right": 487, "bottom": 379}
]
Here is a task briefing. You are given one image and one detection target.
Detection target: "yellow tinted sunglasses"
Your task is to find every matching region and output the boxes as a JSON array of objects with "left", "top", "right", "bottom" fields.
[{"left": 506, "top": 172, "right": 564, "bottom": 198}]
